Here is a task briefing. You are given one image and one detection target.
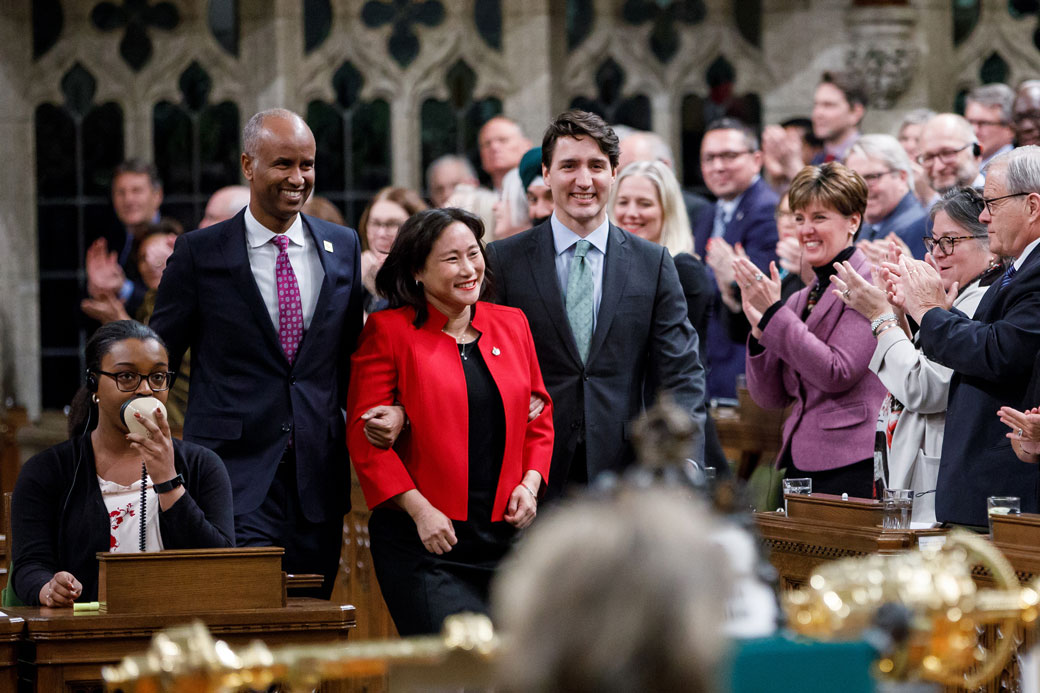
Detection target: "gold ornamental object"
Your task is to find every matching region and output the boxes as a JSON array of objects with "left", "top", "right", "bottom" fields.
[
  {"left": 784, "top": 530, "right": 1040, "bottom": 689},
  {"left": 102, "top": 612, "right": 499, "bottom": 692}
]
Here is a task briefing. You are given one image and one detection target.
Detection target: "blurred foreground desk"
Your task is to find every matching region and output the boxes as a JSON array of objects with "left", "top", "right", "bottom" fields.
[{"left": 6, "top": 598, "right": 354, "bottom": 692}]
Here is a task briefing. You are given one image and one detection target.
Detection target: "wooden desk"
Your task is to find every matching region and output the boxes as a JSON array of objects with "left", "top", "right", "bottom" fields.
[
  {"left": 755, "top": 509, "right": 945, "bottom": 590},
  {"left": 6, "top": 598, "right": 355, "bottom": 692},
  {"left": 0, "top": 612, "right": 23, "bottom": 691}
]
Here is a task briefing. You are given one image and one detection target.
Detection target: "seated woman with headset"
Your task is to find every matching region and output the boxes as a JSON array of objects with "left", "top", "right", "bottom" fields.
[{"left": 10, "top": 320, "right": 234, "bottom": 607}]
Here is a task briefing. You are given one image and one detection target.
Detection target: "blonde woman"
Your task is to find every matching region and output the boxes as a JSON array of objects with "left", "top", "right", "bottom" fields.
[{"left": 610, "top": 160, "right": 712, "bottom": 348}]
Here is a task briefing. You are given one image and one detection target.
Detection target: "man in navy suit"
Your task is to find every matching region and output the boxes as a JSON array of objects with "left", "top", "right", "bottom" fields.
[
  {"left": 845, "top": 134, "right": 928, "bottom": 260},
  {"left": 895, "top": 146, "right": 1040, "bottom": 527},
  {"left": 151, "top": 109, "right": 389, "bottom": 598},
  {"left": 486, "top": 110, "right": 706, "bottom": 500},
  {"left": 694, "top": 118, "right": 779, "bottom": 399}
]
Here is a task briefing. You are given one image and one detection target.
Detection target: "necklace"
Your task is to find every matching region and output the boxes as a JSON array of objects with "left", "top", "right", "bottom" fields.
[{"left": 444, "top": 323, "right": 476, "bottom": 361}]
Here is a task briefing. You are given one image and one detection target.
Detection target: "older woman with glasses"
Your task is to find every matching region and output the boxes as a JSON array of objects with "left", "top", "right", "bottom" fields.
[
  {"left": 10, "top": 320, "right": 234, "bottom": 607},
  {"left": 830, "top": 188, "right": 1000, "bottom": 522},
  {"left": 358, "top": 187, "right": 429, "bottom": 314}
]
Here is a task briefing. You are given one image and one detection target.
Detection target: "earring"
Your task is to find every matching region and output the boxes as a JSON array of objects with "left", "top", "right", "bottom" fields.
[{"left": 91, "top": 393, "right": 99, "bottom": 404}]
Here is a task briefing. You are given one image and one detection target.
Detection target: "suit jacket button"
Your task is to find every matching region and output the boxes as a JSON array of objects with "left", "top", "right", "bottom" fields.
[
  {"left": 583, "top": 373, "right": 590, "bottom": 381},
  {"left": 290, "top": 376, "right": 296, "bottom": 385},
  {"left": 281, "top": 423, "right": 291, "bottom": 432}
]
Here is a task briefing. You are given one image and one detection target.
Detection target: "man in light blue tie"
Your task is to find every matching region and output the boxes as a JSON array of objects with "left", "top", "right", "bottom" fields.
[
  {"left": 486, "top": 110, "right": 706, "bottom": 500},
  {"left": 692, "top": 118, "right": 779, "bottom": 400}
]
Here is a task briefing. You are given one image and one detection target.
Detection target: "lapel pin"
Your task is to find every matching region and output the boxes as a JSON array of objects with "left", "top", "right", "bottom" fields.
[
  {"left": 736, "top": 211, "right": 744, "bottom": 222},
  {"left": 492, "top": 347, "right": 501, "bottom": 356},
  {"left": 323, "top": 240, "right": 334, "bottom": 253}
]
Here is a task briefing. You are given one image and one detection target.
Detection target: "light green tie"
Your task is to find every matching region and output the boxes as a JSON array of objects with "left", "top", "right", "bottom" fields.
[{"left": 566, "top": 240, "right": 594, "bottom": 363}]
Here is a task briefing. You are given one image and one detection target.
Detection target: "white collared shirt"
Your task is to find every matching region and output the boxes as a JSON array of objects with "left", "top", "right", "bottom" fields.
[
  {"left": 244, "top": 207, "right": 325, "bottom": 330},
  {"left": 1014, "top": 235, "right": 1040, "bottom": 272},
  {"left": 551, "top": 213, "right": 609, "bottom": 330}
]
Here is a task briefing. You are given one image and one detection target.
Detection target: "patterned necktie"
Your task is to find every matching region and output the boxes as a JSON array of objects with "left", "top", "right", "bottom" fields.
[
  {"left": 711, "top": 204, "right": 729, "bottom": 239},
  {"left": 272, "top": 234, "right": 304, "bottom": 363},
  {"left": 1000, "top": 263, "right": 1017, "bottom": 290},
  {"left": 566, "top": 240, "right": 594, "bottom": 363}
]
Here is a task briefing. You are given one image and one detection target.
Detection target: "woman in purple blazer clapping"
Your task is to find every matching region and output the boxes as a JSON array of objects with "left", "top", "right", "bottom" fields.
[{"left": 734, "top": 163, "right": 887, "bottom": 498}]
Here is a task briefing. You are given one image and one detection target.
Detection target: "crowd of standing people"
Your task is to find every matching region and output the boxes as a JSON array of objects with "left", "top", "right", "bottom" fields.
[{"left": 12, "top": 70, "right": 1040, "bottom": 644}]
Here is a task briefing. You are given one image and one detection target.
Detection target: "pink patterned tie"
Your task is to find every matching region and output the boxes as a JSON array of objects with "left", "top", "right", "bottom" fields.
[{"left": 272, "top": 235, "right": 304, "bottom": 363}]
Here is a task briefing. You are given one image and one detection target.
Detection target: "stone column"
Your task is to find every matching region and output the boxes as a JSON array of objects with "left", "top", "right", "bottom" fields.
[
  {"left": 502, "top": 0, "right": 555, "bottom": 141},
  {"left": 0, "top": 2, "right": 41, "bottom": 417},
  {"left": 240, "top": 0, "right": 305, "bottom": 115}
]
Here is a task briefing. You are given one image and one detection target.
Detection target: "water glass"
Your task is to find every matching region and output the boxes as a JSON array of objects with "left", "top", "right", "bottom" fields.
[
  {"left": 882, "top": 488, "right": 913, "bottom": 529},
  {"left": 987, "top": 496, "right": 1021, "bottom": 535},
  {"left": 782, "top": 477, "right": 812, "bottom": 514}
]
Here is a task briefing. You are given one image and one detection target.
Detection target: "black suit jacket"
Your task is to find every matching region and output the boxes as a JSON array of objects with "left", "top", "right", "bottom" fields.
[
  {"left": 486, "top": 221, "right": 706, "bottom": 499},
  {"left": 150, "top": 210, "right": 363, "bottom": 523},
  {"left": 919, "top": 248, "right": 1040, "bottom": 526}
]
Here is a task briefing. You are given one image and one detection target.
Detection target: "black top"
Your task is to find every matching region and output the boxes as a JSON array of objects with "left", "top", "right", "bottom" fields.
[
  {"left": 460, "top": 336, "right": 506, "bottom": 523},
  {"left": 11, "top": 435, "right": 235, "bottom": 605},
  {"left": 672, "top": 252, "right": 714, "bottom": 364}
]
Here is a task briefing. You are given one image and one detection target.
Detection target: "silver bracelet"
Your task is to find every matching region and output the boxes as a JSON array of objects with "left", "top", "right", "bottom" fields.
[
  {"left": 871, "top": 313, "right": 898, "bottom": 336},
  {"left": 521, "top": 484, "right": 538, "bottom": 501}
]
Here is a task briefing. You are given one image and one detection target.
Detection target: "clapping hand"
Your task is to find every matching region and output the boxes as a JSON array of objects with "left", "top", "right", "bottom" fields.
[
  {"left": 733, "top": 258, "right": 782, "bottom": 339},
  {"left": 881, "top": 256, "right": 950, "bottom": 322},
  {"left": 85, "top": 238, "right": 126, "bottom": 298},
  {"left": 998, "top": 406, "right": 1040, "bottom": 457}
]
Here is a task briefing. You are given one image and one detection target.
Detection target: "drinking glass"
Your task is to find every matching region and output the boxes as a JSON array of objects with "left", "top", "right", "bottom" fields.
[
  {"left": 782, "top": 477, "right": 812, "bottom": 514},
  {"left": 987, "top": 496, "right": 1021, "bottom": 536},
  {"left": 882, "top": 488, "right": 913, "bottom": 529}
]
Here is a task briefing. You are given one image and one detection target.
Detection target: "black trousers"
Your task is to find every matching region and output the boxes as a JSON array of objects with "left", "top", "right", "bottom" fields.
[
  {"left": 790, "top": 456, "right": 875, "bottom": 498},
  {"left": 234, "top": 457, "right": 343, "bottom": 600},
  {"left": 368, "top": 508, "right": 512, "bottom": 636}
]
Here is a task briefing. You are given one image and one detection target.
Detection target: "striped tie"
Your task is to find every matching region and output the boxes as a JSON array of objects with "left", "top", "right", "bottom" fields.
[{"left": 1000, "top": 263, "right": 1017, "bottom": 290}]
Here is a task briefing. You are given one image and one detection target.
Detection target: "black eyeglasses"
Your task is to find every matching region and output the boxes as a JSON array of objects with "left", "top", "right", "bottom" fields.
[
  {"left": 701, "top": 150, "right": 753, "bottom": 165},
  {"left": 94, "top": 370, "right": 174, "bottom": 392},
  {"left": 916, "top": 143, "right": 972, "bottom": 167},
  {"left": 967, "top": 118, "right": 1008, "bottom": 129},
  {"left": 982, "top": 191, "right": 1030, "bottom": 214},
  {"left": 922, "top": 235, "right": 978, "bottom": 255}
]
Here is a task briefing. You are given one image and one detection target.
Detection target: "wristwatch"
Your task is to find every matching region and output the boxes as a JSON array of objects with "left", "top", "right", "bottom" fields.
[{"left": 153, "top": 474, "right": 184, "bottom": 494}]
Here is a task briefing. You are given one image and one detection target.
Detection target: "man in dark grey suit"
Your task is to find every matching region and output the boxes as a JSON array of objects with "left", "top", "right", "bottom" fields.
[{"left": 486, "top": 110, "right": 706, "bottom": 500}]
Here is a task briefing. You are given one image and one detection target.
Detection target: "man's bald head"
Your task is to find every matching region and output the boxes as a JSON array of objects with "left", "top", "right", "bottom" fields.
[
  {"left": 918, "top": 113, "right": 981, "bottom": 194},
  {"left": 479, "top": 116, "right": 531, "bottom": 189},
  {"left": 200, "top": 185, "right": 251, "bottom": 228},
  {"left": 618, "top": 131, "right": 675, "bottom": 171},
  {"left": 242, "top": 108, "right": 308, "bottom": 158}
]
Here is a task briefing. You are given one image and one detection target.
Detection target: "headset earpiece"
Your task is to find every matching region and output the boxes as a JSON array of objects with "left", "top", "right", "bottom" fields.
[
  {"left": 973, "top": 141, "right": 982, "bottom": 157},
  {"left": 86, "top": 370, "right": 98, "bottom": 393}
]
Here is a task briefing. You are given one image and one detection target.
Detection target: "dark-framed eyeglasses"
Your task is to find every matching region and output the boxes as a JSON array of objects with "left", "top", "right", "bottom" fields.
[
  {"left": 94, "top": 370, "right": 174, "bottom": 392},
  {"left": 701, "top": 150, "right": 753, "bottom": 166},
  {"left": 967, "top": 118, "right": 1009, "bottom": 129},
  {"left": 859, "top": 170, "right": 897, "bottom": 185},
  {"left": 916, "top": 143, "right": 972, "bottom": 167},
  {"left": 982, "top": 191, "right": 1030, "bottom": 214},
  {"left": 922, "top": 235, "right": 979, "bottom": 255}
]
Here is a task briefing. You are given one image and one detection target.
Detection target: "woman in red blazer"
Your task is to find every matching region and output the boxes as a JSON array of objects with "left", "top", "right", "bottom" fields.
[{"left": 347, "top": 207, "right": 553, "bottom": 635}]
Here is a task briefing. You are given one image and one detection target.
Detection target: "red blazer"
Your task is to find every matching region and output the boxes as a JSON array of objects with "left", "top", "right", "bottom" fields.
[{"left": 346, "top": 301, "right": 553, "bottom": 521}]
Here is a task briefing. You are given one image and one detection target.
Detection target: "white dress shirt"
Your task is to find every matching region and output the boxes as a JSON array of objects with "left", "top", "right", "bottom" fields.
[
  {"left": 1014, "top": 235, "right": 1040, "bottom": 272},
  {"left": 244, "top": 207, "right": 325, "bottom": 330},
  {"left": 552, "top": 213, "right": 609, "bottom": 330}
]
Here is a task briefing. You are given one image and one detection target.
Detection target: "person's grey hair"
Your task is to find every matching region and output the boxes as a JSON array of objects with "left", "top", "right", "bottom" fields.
[
  {"left": 987, "top": 145, "right": 1040, "bottom": 194},
  {"left": 611, "top": 124, "right": 637, "bottom": 142},
  {"left": 425, "top": 154, "right": 477, "bottom": 190},
  {"left": 609, "top": 160, "right": 693, "bottom": 256},
  {"left": 848, "top": 134, "right": 915, "bottom": 191},
  {"left": 492, "top": 489, "right": 731, "bottom": 693},
  {"left": 897, "top": 108, "right": 936, "bottom": 132},
  {"left": 242, "top": 108, "right": 302, "bottom": 158},
  {"left": 621, "top": 130, "right": 675, "bottom": 166},
  {"left": 929, "top": 186, "right": 989, "bottom": 252},
  {"left": 967, "top": 83, "right": 1015, "bottom": 124}
]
